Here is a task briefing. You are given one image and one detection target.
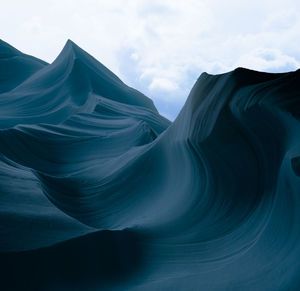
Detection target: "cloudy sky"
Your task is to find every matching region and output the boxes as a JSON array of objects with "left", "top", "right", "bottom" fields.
[{"left": 1, "top": 0, "right": 300, "bottom": 119}]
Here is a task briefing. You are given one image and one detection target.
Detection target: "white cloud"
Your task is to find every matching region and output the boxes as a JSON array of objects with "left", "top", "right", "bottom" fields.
[
  {"left": 235, "top": 48, "right": 300, "bottom": 72},
  {"left": 1, "top": 0, "right": 300, "bottom": 119},
  {"left": 149, "top": 78, "right": 178, "bottom": 91},
  {"left": 130, "top": 52, "right": 139, "bottom": 61}
]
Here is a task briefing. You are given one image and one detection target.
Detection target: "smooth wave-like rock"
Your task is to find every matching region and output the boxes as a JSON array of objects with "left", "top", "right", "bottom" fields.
[{"left": 0, "top": 39, "right": 300, "bottom": 290}]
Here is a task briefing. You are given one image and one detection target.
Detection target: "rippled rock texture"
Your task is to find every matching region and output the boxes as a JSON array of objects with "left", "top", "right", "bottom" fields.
[{"left": 1, "top": 39, "right": 300, "bottom": 290}]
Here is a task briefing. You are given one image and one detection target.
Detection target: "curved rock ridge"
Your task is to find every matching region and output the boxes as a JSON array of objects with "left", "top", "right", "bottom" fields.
[{"left": 0, "top": 40, "right": 300, "bottom": 291}]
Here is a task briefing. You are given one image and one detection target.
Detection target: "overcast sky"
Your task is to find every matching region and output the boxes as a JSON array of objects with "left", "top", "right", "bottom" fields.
[{"left": 1, "top": 0, "right": 300, "bottom": 119}]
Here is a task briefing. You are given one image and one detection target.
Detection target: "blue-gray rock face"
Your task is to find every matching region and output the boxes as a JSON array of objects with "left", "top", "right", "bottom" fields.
[{"left": 1, "top": 39, "right": 300, "bottom": 290}]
